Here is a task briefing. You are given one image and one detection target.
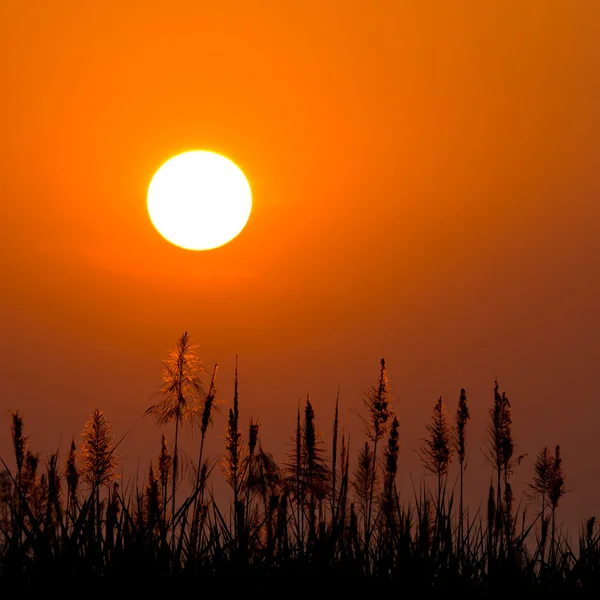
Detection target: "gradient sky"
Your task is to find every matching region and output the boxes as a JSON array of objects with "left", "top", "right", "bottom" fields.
[{"left": 1, "top": 1, "right": 599, "bottom": 535}]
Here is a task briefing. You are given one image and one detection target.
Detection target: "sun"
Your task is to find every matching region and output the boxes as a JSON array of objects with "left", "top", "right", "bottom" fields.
[{"left": 147, "top": 150, "right": 252, "bottom": 251}]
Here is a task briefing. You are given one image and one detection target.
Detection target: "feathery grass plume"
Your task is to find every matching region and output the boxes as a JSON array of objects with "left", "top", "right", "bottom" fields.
[
  {"left": 145, "top": 331, "right": 206, "bottom": 537},
  {"left": 64, "top": 438, "right": 80, "bottom": 536},
  {"left": 221, "top": 356, "right": 245, "bottom": 542},
  {"left": 81, "top": 408, "right": 118, "bottom": 540},
  {"left": 362, "top": 359, "right": 392, "bottom": 443},
  {"left": 419, "top": 396, "right": 452, "bottom": 514},
  {"left": 454, "top": 388, "right": 470, "bottom": 555},
  {"left": 381, "top": 416, "right": 400, "bottom": 535},
  {"left": 11, "top": 411, "right": 27, "bottom": 486},
  {"left": 196, "top": 363, "right": 218, "bottom": 474},
  {"left": 529, "top": 445, "right": 553, "bottom": 563},
  {"left": 454, "top": 388, "right": 470, "bottom": 464},
  {"left": 356, "top": 359, "right": 392, "bottom": 545},
  {"left": 10, "top": 410, "right": 27, "bottom": 536},
  {"left": 530, "top": 446, "right": 553, "bottom": 510},
  {"left": 302, "top": 395, "right": 330, "bottom": 542},
  {"left": 549, "top": 445, "right": 567, "bottom": 566},
  {"left": 487, "top": 379, "right": 505, "bottom": 512},
  {"left": 193, "top": 362, "right": 218, "bottom": 521},
  {"left": 500, "top": 391, "right": 515, "bottom": 480},
  {"left": 485, "top": 379, "right": 519, "bottom": 530},
  {"left": 65, "top": 437, "right": 79, "bottom": 517},
  {"left": 81, "top": 408, "right": 118, "bottom": 490},
  {"left": 549, "top": 445, "right": 566, "bottom": 512},
  {"left": 282, "top": 401, "right": 303, "bottom": 547},
  {"left": 200, "top": 364, "right": 218, "bottom": 437},
  {"left": 247, "top": 442, "right": 282, "bottom": 550},
  {"left": 498, "top": 389, "right": 526, "bottom": 547}
]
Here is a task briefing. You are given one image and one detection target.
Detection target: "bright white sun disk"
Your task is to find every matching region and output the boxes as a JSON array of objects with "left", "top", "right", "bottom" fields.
[{"left": 147, "top": 151, "right": 252, "bottom": 251}]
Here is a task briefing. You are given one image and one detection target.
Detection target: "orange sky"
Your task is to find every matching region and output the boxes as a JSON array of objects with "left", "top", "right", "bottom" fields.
[{"left": 1, "top": 1, "right": 599, "bottom": 535}]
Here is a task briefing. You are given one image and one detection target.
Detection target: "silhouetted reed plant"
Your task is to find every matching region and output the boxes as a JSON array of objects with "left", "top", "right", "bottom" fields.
[{"left": 0, "top": 332, "right": 598, "bottom": 594}]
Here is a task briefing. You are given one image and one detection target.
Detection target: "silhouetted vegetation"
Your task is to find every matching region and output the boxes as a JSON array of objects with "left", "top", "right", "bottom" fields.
[{"left": 0, "top": 332, "right": 598, "bottom": 595}]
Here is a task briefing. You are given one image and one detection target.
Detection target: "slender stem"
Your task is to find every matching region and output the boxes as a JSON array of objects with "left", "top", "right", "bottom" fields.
[{"left": 172, "top": 407, "right": 180, "bottom": 549}]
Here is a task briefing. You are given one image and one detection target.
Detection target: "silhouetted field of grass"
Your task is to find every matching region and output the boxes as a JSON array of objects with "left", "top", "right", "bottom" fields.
[{"left": 1, "top": 333, "right": 599, "bottom": 596}]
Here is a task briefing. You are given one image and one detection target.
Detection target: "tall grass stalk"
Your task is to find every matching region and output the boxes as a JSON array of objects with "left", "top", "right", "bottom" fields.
[{"left": 145, "top": 332, "right": 205, "bottom": 548}]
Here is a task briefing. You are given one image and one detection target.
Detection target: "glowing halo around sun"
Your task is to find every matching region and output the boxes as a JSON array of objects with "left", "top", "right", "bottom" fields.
[{"left": 147, "top": 150, "right": 252, "bottom": 251}]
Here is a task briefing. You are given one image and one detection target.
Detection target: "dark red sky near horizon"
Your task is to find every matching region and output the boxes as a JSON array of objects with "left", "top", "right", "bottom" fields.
[{"left": 1, "top": 1, "right": 599, "bottom": 536}]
